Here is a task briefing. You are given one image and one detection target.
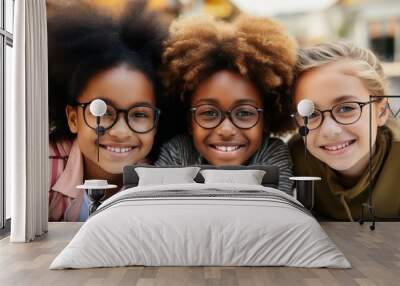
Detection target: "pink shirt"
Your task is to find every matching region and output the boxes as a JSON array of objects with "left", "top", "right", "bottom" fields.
[
  {"left": 49, "top": 139, "right": 85, "bottom": 221},
  {"left": 49, "top": 139, "right": 148, "bottom": 221}
]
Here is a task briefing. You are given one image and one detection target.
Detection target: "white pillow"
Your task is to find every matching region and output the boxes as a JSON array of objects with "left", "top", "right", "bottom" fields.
[
  {"left": 136, "top": 167, "right": 201, "bottom": 186},
  {"left": 200, "top": 169, "right": 266, "bottom": 185}
]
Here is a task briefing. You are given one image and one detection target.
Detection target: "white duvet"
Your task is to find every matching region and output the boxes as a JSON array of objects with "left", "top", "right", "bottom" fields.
[{"left": 50, "top": 183, "right": 351, "bottom": 269}]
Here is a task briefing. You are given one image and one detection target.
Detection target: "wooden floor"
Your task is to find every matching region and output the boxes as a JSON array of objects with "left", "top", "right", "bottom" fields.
[{"left": 0, "top": 222, "right": 399, "bottom": 286}]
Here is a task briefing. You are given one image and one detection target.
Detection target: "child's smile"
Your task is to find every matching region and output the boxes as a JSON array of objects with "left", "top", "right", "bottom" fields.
[
  {"left": 99, "top": 142, "right": 139, "bottom": 158},
  {"left": 294, "top": 61, "right": 388, "bottom": 178},
  {"left": 67, "top": 65, "right": 157, "bottom": 175},
  {"left": 318, "top": 139, "right": 356, "bottom": 154},
  {"left": 190, "top": 71, "right": 264, "bottom": 166},
  {"left": 206, "top": 139, "right": 249, "bottom": 162}
]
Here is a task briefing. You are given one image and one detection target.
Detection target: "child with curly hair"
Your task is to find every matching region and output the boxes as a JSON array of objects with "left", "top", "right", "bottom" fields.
[
  {"left": 289, "top": 42, "right": 400, "bottom": 221},
  {"left": 48, "top": 3, "right": 166, "bottom": 221},
  {"left": 156, "top": 15, "right": 297, "bottom": 194}
]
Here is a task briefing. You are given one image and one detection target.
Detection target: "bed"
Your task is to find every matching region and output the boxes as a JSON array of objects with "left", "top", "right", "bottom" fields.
[{"left": 50, "top": 165, "right": 350, "bottom": 269}]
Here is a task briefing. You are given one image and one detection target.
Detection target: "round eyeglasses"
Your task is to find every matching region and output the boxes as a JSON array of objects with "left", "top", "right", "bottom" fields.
[
  {"left": 291, "top": 100, "right": 380, "bottom": 130},
  {"left": 76, "top": 100, "right": 161, "bottom": 134},
  {"left": 190, "top": 104, "right": 264, "bottom": 129}
]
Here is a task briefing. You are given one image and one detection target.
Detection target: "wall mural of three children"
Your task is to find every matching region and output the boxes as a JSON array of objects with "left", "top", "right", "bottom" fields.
[{"left": 47, "top": 1, "right": 400, "bottom": 222}]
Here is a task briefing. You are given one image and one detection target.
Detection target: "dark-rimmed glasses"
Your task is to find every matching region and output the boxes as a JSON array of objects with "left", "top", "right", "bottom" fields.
[
  {"left": 291, "top": 100, "right": 380, "bottom": 131},
  {"left": 190, "top": 104, "right": 264, "bottom": 129},
  {"left": 76, "top": 100, "right": 161, "bottom": 134}
]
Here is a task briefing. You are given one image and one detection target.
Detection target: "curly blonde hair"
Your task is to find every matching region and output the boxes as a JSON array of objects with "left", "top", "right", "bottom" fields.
[{"left": 162, "top": 14, "right": 298, "bottom": 134}]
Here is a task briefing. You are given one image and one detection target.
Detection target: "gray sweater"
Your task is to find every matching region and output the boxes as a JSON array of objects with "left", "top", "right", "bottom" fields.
[{"left": 155, "top": 134, "right": 293, "bottom": 195}]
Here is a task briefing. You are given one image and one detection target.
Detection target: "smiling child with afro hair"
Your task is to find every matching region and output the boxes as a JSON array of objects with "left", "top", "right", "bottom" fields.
[
  {"left": 156, "top": 15, "right": 298, "bottom": 194},
  {"left": 162, "top": 14, "right": 297, "bottom": 134}
]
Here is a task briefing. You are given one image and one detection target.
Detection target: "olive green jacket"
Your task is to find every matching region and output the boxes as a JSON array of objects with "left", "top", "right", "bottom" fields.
[{"left": 289, "top": 119, "right": 400, "bottom": 221}]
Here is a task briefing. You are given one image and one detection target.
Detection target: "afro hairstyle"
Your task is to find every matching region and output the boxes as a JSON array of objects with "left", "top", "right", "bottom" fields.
[
  {"left": 162, "top": 14, "right": 298, "bottom": 135},
  {"left": 48, "top": 1, "right": 167, "bottom": 142}
]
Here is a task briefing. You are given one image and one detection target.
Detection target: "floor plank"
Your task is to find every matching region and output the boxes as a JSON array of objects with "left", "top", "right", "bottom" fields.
[{"left": 0, "top": 222, "right": 399, "bottom": 286}]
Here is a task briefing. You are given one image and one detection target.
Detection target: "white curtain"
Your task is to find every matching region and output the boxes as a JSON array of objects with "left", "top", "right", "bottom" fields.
[{"left": 8, "top": 0, "right": 49, "bottom": 242}]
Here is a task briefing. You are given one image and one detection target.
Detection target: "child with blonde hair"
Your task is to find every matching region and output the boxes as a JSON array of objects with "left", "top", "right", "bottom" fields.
[{"left": 289, "top": 41, "right": 400, "bottom": 221}]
